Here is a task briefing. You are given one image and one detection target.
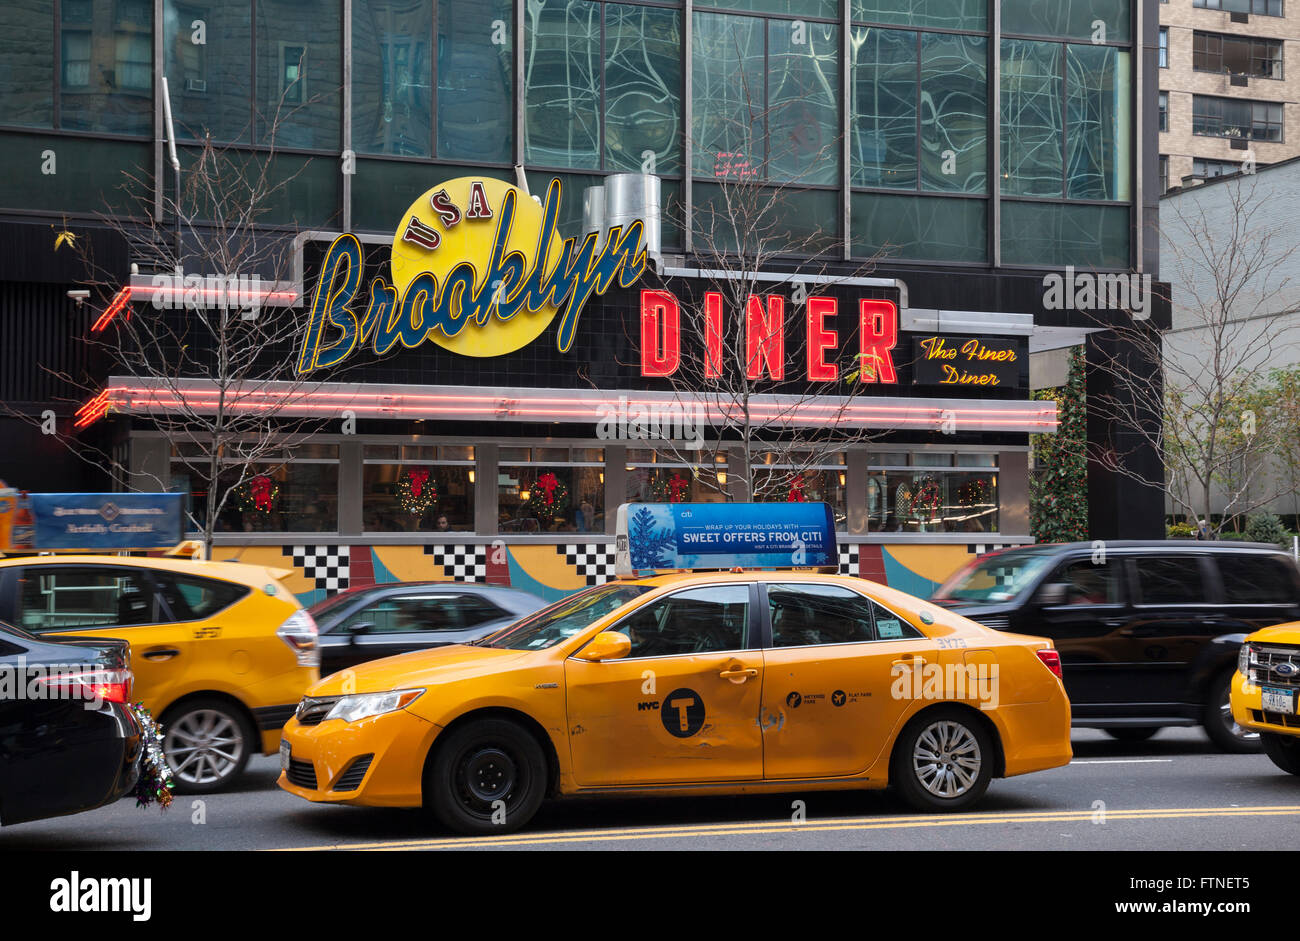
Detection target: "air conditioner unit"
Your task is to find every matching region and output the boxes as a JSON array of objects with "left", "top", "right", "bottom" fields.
[
  {"left": 1230, "top": 74, "right": 1249, "bottom": 87},
  {"left": 186, "top": 77, "right": 206, "bottom": 93},
  {"left": 1230, "top": 10, "right": 1249, "bottom": 22},
  {"left": 1230, "top": 138, "right": 1250, "bottom": 150}
]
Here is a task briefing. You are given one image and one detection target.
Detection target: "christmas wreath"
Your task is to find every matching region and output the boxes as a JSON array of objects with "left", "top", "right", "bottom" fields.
[
  {"left": 397, "top": 468, "right": 438, "bottom": 515},
  {"left": 235, "top": 474, "right": 279, "bottom": 513},
  {"left": 651, "top": 471, "right": 691, "bottom": 503},
  {"left": 529, "top": 472, "right": 570, "bottom": 522},
  {"left": 786, "top": 474, "right": 807, "bottom": 502}
]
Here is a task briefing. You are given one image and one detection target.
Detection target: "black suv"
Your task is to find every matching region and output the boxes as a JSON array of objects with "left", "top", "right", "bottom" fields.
[{"left": 930, "top": 541, "right": 1300, "bottom": 752}]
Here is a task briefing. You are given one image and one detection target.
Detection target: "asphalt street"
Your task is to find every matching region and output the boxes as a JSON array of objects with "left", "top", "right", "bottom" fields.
[{"left": 3, "top": 728, "right": 1297, "bottom": 851}]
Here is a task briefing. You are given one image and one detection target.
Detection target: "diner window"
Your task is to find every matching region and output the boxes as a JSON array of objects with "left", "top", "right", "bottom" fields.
[
  {"left": 750, "top": 452, "right": 847, "bottom": 529},
  {"left": 363, "top": 445, "right": 475, "bottom": 533},
  {"left": 170, "top": 444, "right": 340, "bottom": 534},
  {"left": 865, "top": 453, "right": 999, "bottom": 534},
  {"left": 626, "top": 450, "right": 730, "bottom": 506},
  {"left": 499, "top": 448, "right": 605, "bottom": 534}
]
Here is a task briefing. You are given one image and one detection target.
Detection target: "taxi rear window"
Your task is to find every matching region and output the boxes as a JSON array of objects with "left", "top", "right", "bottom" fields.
[{"left": 481, "top": 584, "right": 651, "bottom": 650}]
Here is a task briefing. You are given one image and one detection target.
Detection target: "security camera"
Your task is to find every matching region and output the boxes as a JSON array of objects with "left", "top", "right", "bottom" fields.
[{"left": 67, "top": 289, "right": 90, "bottom": 307}]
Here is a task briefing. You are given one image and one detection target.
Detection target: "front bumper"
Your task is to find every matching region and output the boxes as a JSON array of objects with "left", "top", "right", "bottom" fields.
[
  {"left": 276, "top": 707, "right": 442, "bottom": 808},
  {"left": 1231, "top": 670, "right": 1300, "bottom": 736}
]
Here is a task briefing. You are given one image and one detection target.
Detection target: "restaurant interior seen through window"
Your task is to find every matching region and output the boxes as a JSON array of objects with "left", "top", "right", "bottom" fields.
[
  {"left": 170, "top": 443, "right": 340, "bottom": 534},
  {"left": 363, "top": 444, "right": 474, "bottom": 533},
  {"left": 867, "top": 452, "right": 998, "bottom": 533},
  {"left": 498, "top": 448, "right": 605, "bottom": 534}
]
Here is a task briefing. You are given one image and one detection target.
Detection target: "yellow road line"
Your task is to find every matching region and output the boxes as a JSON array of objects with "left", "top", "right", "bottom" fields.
[{"left": 271, "top": 805, "right": 1300, "bottom": 852}]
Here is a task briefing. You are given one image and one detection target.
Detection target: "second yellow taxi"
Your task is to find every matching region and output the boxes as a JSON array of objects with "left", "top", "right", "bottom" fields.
[{"left": 279, "top": 569, "right": 1071, "bottom": 833}]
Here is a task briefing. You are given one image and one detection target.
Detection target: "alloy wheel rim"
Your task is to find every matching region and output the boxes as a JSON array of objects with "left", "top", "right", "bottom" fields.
[
  {"left": 164, "top": 709, "right": 245, "bottom": 785},
  {"left": 913, "top": 720, "right": 982, "bottom": 798}
]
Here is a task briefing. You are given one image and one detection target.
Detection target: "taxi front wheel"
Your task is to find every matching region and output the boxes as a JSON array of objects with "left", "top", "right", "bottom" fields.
[
  {"left": 1261, "top": 733, "right": 1300, "bottom": 775},
  {"left": 891, "top": 707, "right": 994, "bottom": 813},
  {"left": 425, "top": 719, "right": 547, "bottom": 835}
]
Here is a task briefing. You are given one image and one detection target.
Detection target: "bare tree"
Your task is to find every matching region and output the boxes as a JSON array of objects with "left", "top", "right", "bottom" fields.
[
  {"left": 14, "top": 103, "right": 343, "bottom": 552},
  {"left": 1087, "top": 172, "right": 1300, "bottom": 534}
]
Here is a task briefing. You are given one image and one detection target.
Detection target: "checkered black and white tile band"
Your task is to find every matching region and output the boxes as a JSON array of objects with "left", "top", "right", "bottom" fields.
[
  {"left": 968, "top": 543, "right": 1013, "bottom": 555},
  {"left": 423, "top": 544, "right": 488, "bottom": 581},
  {"left": 557, "top": 543, "right": 617, "bottom": 586},
  {"left": 838, "top": 544, "right": 860, "bottom": 576},
  {"left": 282, "top": 545, "right": 350, "bottom": 593}
]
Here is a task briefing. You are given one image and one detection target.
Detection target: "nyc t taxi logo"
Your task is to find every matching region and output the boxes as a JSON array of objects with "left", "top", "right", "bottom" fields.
[{"left": 295, "top": 177, "right": 647, "bottom": 372}]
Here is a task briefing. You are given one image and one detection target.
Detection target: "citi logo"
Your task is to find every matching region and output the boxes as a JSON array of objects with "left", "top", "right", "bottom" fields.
[{"left": 49, "top": 871, "right": 152, "bottom": 921}]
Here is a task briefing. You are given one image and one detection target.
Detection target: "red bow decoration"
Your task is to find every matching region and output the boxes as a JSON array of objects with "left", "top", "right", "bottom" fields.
[
  {"left": 537, "top": 473, "right": 559, "bottom": 505},
  {"left": 409, "top": 468, "right": 430, "bottom": 498},
  {"left": 250, "top": 475, "right": 274, "bottom": 511},
  {"left": 787, "top": 476, "right": 806, "bottom": 502},
  {"left": 668, "top": 474, "right": 689, "bottom": 502}
]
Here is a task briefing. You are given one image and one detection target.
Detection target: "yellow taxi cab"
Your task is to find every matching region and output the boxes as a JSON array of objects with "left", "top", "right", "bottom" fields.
[
  {"left": 278, "top": 555, "right": 1072, "bottom": 833},
  {"left": 1231, "top": 623, "right": 1300, "bottom": 774},
  {"left": 0, "top": 553, "right": 319, "bottom": 792}
]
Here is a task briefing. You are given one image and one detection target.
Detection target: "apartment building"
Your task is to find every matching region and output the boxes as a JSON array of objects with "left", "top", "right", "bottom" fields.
[{"left": 1159, "top": 0, "right": 1300, "bottom": 191}]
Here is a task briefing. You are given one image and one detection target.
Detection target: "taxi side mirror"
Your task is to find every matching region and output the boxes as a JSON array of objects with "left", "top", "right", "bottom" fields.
[{"left": 577, "top": 631, "right": 631, "bottom": 662}]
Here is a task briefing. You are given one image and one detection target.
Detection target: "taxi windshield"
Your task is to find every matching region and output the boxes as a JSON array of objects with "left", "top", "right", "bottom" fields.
[
  {"left": 479, "top": 584, "right": 652, "bottom": 650},
  {"left": 931, "top": 550, "right": 1056, "bottom": 605}
]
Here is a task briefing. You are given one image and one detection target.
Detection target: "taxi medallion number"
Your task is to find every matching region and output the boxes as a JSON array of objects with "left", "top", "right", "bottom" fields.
[{"left": 1261, "top": 686, "right": 1297, "bottom": 715}]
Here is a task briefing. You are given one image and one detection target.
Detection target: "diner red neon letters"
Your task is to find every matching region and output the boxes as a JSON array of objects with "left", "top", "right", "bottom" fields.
[
  {"left": 806, "top": 296, "right": 838, "bottom": 381},
  {"left": 858, "top": 298, "right": 898, "bottom": 383},
  {"left": 640, "top": 290, "right": 681, "bottom": 377},
  {"left": 746, "top": 294, "right": 784, "bottom": 380}
]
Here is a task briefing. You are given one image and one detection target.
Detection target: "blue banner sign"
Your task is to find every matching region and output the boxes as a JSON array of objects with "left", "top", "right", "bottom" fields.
[
  {"left": 31, "top": 493, "right": 185, "bottom": 550},
  {"left": 615, "top": 502, "right": 837, "bottom": 576}
]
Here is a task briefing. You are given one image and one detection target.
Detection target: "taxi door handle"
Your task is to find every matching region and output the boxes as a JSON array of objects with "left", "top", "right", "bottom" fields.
[
  {"left": 892, "top": 656, "right": 927, "bottom": 668},
  {"left": 719, "top": 667, "right": 758, "bottom": 681},
  {"left": 142, "top": 647, "right": 180, "bottom": 661}
]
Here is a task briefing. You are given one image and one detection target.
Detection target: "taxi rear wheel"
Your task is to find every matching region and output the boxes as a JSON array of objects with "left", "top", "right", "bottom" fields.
[
  {"left": 425, "top": 719, "right": 547, "bottom": 835},
  {"left": 891, "top": 707, "right": 994, "bottom": 813},
  {"left": 1261, "top": 733, "right": 1300, "bottom": 775},
  {"left": 161, "top": 698, "right": 254, "bottom": 794}
]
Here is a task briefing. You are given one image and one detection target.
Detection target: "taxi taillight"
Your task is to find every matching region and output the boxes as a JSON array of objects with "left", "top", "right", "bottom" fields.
[{"left": 1035, "top": 648, "right": 1063, "bottom": 679}]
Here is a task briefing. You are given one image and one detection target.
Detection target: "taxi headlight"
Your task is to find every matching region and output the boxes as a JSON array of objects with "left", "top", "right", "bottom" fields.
[
  {"left": 324, "top": 689, "right": 424, "bottom": 724},
  {"left": 1239, "top": 644, "right": 1258, "bottom": 683}
]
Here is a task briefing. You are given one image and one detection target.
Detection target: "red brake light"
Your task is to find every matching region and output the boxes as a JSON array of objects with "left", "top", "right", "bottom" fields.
[
  {"left": 1035, "top": 648, "right": 1063, "bottom": 679},
  {"left": 35, "top": 669, "right": 133, "bottom": 704}
]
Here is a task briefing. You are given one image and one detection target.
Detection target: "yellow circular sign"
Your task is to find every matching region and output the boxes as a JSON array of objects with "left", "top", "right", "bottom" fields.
[{"left": 388, "top": 177, "right": 566, "bottom": 358}]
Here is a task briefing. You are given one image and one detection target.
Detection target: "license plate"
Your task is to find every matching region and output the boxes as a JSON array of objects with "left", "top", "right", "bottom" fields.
[
  {"left": 1262, "top": 686, "right": 1296, "bottom": 715},
  {"left": 279, "top": 740, "right": 291, "bottom": 771}
]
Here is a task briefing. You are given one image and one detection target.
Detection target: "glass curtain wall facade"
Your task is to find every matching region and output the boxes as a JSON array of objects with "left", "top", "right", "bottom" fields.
[{"left": 0, "top": 0, "right": 1141, "bottom": 270}]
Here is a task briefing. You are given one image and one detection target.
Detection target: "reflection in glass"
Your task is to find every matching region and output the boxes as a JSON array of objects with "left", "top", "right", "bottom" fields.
[
  {"left": 1001, "top": 201, "right": 1129, "bottom": 268},
  {"left": 440, "top": 0, "right": 513, "bottom": 162},
  {"left": 1002, "top": 0, "right": 1131, "bottom": 43},
  {"left": 524, "top": 0, "right": 600, "bottom": 169},
  {"left": 256, "top": 0, "right": 341, "bottom": 149},
  {"left": 605, "top": 4, "right": 682, "bottom": 174},
  {"left": 692, "top": 12, "right": 765, "bottom": 178},
  {"left": 850, "top": 27, "right": 917, "bottom": 190},
  {"left": 868, "top": 470, "right": 998, "bottom": 533},
  {"left": 921, "top": 33, "right": 986, "bottom": 193},
  {"left": 852, "top": 0, "right": 985, "bottom": 31},
  {"left": 165, "top": 1, "right": 252, "bottom": 142},
  {"left": 363, "top": 464, "right": 474, "bottom": 532},
  {"left": 353, "top": 0, "right": 433, "bottom": 157},
  {"left": 61, "top": 0, "right": 153, "bottom": 136},
  {"left": 851, "top": 192, "right": 986, "bottom": 263},
  {"left": 1001, "top": 39, "right": 1063, "bottom": 197},
  {"left": 767, "top": 19, "right": 839, "bottom": 185},
  {"left": 0, "top": 1, "right": 55, "bottom": 128},
  {"left": 1066, "top": 46, "right": 1131, "bottom": 200},
  {"left": 499, "top": 465, "right": 604, "bottom": 533}
]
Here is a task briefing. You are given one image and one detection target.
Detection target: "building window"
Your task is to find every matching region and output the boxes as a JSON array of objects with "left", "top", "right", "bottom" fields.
[
  {"left": 850, "top": 192, "right": 987, "bottom": 263},
  {"left": 362, "top": 445, "right": 475, "bottom": 533},
  {"left": 693, "top": 11, "right": 838, "bottom": 184},
  {"left": 1192, "top": 95, "right": 1283, "bottom": 141},
  {"left": 1158, "top": 27, "right": 1168, "bottom": 69},
  {"left": 170, "top": 444, "right": 341, "bottom": 535},
  {"left": 255, "top": 0, "right": 341, "bottom": 149},
  {"left": 865, "top": 452, "right": 999, "bottom": 534},
  {"left": 352, "top": 0, "right": 433, "bottom": 157},
  {"left": 1001, "top": 40, "right": 1132, "bottom": 201},
  {"left": 1193, "top": 31, "right": 1283, "bottom": 79},
  {"left": 1000, "top": 200, "right": 1129, "bottom": 267},
  {"left": 164, "top": 0, "right": 252, "bottom": 144},
  {"left": 524, "top": 1, "right": 681, "bottom": 175},
  {"left": 625, "top": 450, "right": 729, "bottom": 507},
  {"left": 1159, "top": 154, "right": 1168, "bottom": 193},
  {"left": 498, "top": 448, "right": 605, "bottom": 533},
  {"left": 1001, "top": 0, "right": 1131, "bottom": 43},
  {"left": 851, "top": 28, "right": 987, "bottom": 194},
  {"left": 850, "top": 0, "right": 985, "bottom": 30},
  {"left": 751, "top": 452, "right": 848, "bottom": 528},
  {"left": 1194, "top": 0, "right": 1283, "bottom": 15},
  {"left": 58, "top": 0, "right": 153, "bottom": 135},
  {"left": 1158, "top": 91, "right": 1168, "bottom": 131}
]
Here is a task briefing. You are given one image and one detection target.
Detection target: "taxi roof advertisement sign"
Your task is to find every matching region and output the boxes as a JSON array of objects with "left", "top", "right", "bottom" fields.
[
  {"left": 615, "top": 502, "right": 837, "bottom": 576},
  {"left": 30, "top": 493, "right": 185, "bottom": 550}
]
